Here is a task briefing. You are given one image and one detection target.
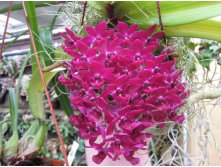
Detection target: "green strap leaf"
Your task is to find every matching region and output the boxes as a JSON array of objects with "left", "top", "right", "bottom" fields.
[
  {"left": 15, "top": 55, "right": 30, "bottom": 110},
  {"left": 111, "top": 1, "right": 221, "bottom": 26},
  {"left": 3, "top": 88, "right": 19, "bottom": 159},
  {"left": 28, "top": 71, "right": 56, "bottom": 120},
  {"left": 39, "top": 28, "right": 55, "bottom": 66},
  {"left": 8, "top": 88, "right": 18, "bottom": 133},
  {"left": 89, "top": 1, "right": 221, "bottom": 42},
  {"left": 164, "top": 20, "right": 221, "bottom": 42},
  {"left": 39, "top": 29, "right": 73, "bottom": 117},
  {"left": 49, "top": 6, "right": 62, "bottom": 31},
  {"left": 24, "top": 1, "right": 43, "bottom": 72}
]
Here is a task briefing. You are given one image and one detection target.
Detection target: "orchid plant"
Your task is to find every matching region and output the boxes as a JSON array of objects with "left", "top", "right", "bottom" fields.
[{"left": 59, "top": 21, "right": 189, "bottom": 165}]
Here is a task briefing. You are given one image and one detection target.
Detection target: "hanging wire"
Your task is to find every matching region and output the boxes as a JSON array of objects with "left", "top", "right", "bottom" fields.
[
  {"left": 81, "top": 1, "right": 88, "bottom": 26},
  {"left": 156, "top": 1, "right": 167, "bottom": 45}
]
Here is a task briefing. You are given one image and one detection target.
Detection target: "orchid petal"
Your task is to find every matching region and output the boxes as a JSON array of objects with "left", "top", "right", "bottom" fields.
[
  {"left": 128, "top": 24, "right": 138, "bottom": 34},
  {"left": 76, "top": 41, "right": 88, "bottom": 54},
  {"left": 131, "top": 39, "right": 143, "bottom": 51},
  {"left": 86, "top": 25, "right": 97, "bottom": 36},
  {"left": 96, "top": 21, "right": 107, "bottom": 35},
  {"left": 92, "top": 151, "right": 107, "bottom": 164},
  {"left": 146, "top": 24, "right": 157, "bottom": 37},
  {"left": 152, "top": 31, "right": 165, "bottom": 39},
  {"left": 117, "top": 21, "right": 129, "bottom": 34}
]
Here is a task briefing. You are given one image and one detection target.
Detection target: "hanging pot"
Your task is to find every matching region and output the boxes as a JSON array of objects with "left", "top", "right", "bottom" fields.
[{"left": 85, "top": 139, "right": 151, "bottom": 166}]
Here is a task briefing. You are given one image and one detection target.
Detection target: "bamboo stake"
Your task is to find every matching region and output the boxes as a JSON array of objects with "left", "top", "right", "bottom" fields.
[{"left": 0, "top": 1, "right": 13, "bottom": 63}]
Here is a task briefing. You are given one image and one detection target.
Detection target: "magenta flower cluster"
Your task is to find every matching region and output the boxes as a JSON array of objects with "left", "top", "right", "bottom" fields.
[{"left": 59, "top": 21, "right": 189, "bottom": 165}]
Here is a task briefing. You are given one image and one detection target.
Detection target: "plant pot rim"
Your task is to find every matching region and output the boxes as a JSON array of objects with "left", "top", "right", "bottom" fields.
[{"left": 40, "top": 157, "right": 64, "bottom": 166}]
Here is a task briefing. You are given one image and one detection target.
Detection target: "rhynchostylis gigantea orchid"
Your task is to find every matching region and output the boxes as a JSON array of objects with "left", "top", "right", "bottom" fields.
[{"left": 59, "top": 21, "right": 189, "bottom": 165}]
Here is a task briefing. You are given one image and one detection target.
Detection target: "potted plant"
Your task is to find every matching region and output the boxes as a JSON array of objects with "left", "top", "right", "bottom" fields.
[
  {"left": 59, "top": 21, "right": 189, "bottom": 165},
  {"left": 0, "top": 62, "right": 65, "bottom": 165}
]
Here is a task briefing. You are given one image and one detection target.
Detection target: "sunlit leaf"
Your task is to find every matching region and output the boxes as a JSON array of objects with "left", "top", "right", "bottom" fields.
[{"left": 89, "top": 1, "right": 221, "bottom": 42}]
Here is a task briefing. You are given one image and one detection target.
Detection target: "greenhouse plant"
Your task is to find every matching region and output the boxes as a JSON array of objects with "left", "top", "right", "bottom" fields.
[{"left": 0, "top": 1, "right": 221, "bottom": 166}]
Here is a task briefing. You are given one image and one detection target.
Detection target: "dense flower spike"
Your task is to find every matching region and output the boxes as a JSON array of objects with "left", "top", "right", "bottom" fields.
[{"left": 59, "top": 21, "right": 189, "bottom": 165}]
